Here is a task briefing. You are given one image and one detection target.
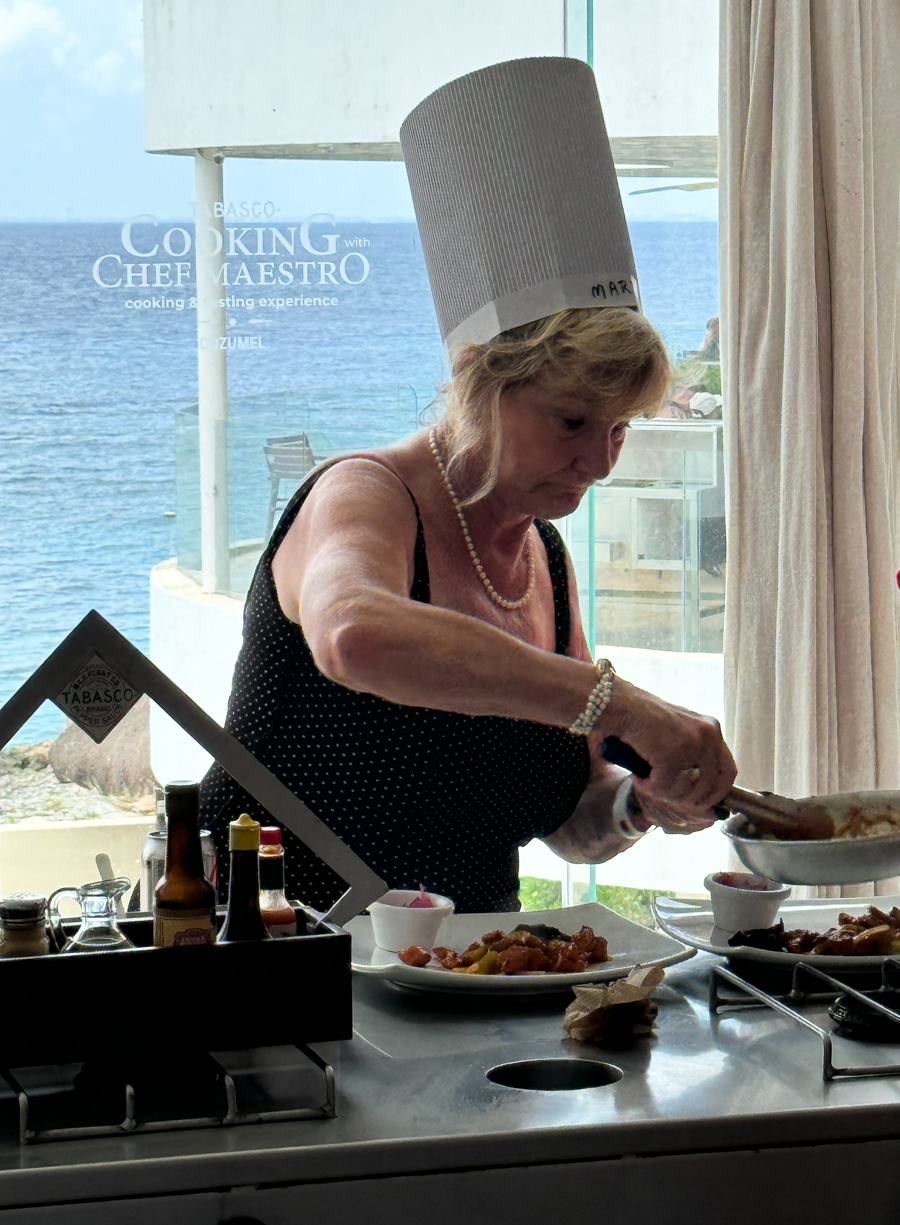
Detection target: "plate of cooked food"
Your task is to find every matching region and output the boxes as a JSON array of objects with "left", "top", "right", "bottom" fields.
[
  {"left": 347, "top": 903, "right": 695, "bottom": 994},
  {"left": 654, "top": 895, "right": 900, "bottom": 969}
]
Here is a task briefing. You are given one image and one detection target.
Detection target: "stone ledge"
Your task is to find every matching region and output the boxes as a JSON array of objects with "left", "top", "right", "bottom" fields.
[
  {"left": 0, "top": 816, "right": 153, "bottom": 902},
  {"left": 152, "top": 556, "right": 245, "bottom": 611}
]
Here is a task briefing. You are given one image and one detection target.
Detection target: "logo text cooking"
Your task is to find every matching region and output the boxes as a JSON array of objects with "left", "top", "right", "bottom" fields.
[{"left": 92, "top": 214, "right": 370, "bottom": 291}]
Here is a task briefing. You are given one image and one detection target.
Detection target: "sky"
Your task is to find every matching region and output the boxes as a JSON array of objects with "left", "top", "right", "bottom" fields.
[{"left": 0, "top": 0, "right": 718, "bottom": 224}]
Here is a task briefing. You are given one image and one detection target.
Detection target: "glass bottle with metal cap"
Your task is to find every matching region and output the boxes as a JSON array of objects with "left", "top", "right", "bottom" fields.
[
  {"left": 0, "top": 893, "right": 50, "bottom": 958},
  {"left": 218, "top": 814, "right": 273, "bottom": 943}
]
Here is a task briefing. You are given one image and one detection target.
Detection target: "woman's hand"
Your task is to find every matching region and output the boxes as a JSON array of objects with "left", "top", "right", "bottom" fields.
[
  {"left": 630, "top": 788, "right": 719, "bottom": 836},
  {"left": 544, "top": 756, "right": 719, "bottom": 866},
  {"left": 597, "top": 677, "right": 737, "bottom": 814}
]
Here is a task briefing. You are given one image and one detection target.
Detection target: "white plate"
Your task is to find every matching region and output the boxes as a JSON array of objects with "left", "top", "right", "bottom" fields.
[
  {"left": 347, "top": 903, "right": 695, "bottom": 995},
  {"left": 654, "top": 894, "right": 900, "bottom": 969}
]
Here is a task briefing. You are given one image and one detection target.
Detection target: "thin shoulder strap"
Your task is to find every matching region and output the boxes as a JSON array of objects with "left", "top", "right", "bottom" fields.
[
  {"left": 266, "top": 455, "right": 430, "bottom": 603},
  {"left": 533, "top": 519, "right": 572, "bottom": 656}
]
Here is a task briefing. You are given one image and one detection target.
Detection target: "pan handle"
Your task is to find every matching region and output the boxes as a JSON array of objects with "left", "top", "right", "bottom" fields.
[{"left": 601, "top": 736, "right": 651, "bottom": 779}]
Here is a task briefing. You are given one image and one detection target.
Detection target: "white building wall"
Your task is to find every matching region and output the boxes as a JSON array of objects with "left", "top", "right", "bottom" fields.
[
  {"left": 593, "top": 0, "right": 718, "bottom": 137},
  {"left": 597, "top": 644, "right": 724, "bottom": 726},
  {"left": 144, "top": 0, "right": 567, "bottom": 153},
  {"left": 144, "top": 0, "right": 718, "bottom": 155},
  {"left": 149, "top": 560, "right": 244, "bottom": 785}
]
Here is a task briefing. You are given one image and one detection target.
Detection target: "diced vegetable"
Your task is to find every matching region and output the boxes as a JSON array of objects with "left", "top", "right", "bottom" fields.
[
  {"left": 460, "top": 942, "right": 488, "bottom": 966},
  {"left": 471, "top": 949, "right": 499, "bottom": 975}
]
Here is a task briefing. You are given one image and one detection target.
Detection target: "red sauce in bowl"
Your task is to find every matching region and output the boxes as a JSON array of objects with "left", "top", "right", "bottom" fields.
[{"left": 712, "top": 872, "right": 771, "bottom": 891}]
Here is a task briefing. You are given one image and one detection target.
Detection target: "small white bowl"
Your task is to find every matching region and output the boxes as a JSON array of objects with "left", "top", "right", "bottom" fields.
[
  {"left": 368, "top": 889, "right": 454, "bottom": 954},
  {"left": 703, "top": 871, "right": 791, "bottom": 933}
]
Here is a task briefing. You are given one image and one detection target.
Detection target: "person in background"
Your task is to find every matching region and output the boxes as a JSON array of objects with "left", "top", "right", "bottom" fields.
[
  {"left": 698, "top": 317, "right": 720, "bottom": 362},
  {"left": 659, "top": 317, "right": 721, "bottom": 418}
]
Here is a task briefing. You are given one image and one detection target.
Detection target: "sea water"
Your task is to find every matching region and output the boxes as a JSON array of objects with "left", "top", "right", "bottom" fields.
[{"left": 0, "top": 220, "right": 717, "bottom": 743}]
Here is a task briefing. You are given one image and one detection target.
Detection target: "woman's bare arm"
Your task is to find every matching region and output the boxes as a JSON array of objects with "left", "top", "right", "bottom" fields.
[
  {"left": 274, "top": 459, "right": 599, "bottom": 725},
  {"left": 273, "top": 459, "right": 735, "bottom": 812}
]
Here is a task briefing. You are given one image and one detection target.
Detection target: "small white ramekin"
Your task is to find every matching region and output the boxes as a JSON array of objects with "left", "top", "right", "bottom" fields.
[
  {"left": 368, "top": 889, "right": 454, "bottom": 954},
  {"left": 704, "top": 872, "right": 791, "bottom": 933}
]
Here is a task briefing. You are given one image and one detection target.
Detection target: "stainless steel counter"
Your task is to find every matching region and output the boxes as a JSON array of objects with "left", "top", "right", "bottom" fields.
[{"left": 2, "top": 955, "right": 900, "bottom": 1222}]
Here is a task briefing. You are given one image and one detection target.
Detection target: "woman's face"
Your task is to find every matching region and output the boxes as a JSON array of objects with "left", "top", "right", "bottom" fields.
[{"left": 495, "top": 380, "right": 636, "bottom": 519}]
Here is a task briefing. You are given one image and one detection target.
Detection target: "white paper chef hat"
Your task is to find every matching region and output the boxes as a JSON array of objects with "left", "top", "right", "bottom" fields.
[{"left": 400, "top": 56, "right": 638, "bottom": 355}]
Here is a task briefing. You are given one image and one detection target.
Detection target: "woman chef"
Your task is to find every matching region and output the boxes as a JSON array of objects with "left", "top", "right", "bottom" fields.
[{"left": 201, "top": 58, "right": 736, "bottom": 912}]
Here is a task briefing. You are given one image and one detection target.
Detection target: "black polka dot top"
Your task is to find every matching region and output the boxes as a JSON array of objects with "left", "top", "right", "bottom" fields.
[{"left": 200, "top": 460, "right": 590, "bottom": 914}]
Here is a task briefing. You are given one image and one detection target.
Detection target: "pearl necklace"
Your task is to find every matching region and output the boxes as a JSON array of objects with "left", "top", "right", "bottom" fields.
[{"left": 429, "top": 428, "right": 535, "bottom": 612}]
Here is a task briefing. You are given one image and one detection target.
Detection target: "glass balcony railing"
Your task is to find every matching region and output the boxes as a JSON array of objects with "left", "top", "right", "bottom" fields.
[
  {"left": 174, "top": 385, "right": 421, "bottom": 597},
  {"left": 555, "top": 419, "right": 725, "bottom": 655},
  {"left": 175, "top": 405, "right": 725, "bottom": 656}
]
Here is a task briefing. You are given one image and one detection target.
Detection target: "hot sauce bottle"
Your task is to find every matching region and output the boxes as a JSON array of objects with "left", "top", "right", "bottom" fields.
[
  {"left": 153, "top": 782, "right": 217, "bottom": 948},
  {"left": 259, "top": 827, "right": 297, "bottom": 937},
  {"left": 218, "top": 814, "right": 272, "bottom": 943}
]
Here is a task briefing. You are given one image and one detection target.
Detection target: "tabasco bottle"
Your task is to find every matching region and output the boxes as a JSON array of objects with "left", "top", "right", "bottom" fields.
[
  {"left": 153, "top": 781, "right": 217, "bottom": 948},
  {"left": 259, "top": 826, "right": 297, "bottom": 937},
  {"left": 218, "top": 814, "right": 272, "bottom": 943}
]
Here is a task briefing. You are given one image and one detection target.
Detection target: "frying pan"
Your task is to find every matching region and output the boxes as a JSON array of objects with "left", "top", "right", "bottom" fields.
[{"left": 601, "top": 736, "right": 900, "bottom": 886}]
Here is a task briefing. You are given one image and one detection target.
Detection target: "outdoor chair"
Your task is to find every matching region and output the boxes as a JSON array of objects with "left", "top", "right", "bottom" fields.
[{"left": 264, "top": 433, "right": 316, "bottom": 539}]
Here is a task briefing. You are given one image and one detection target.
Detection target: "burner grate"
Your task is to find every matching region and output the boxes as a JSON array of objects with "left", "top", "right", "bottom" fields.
[
  {"left": 710, "top": 957, "right": 900, "bottom": 1081},
  {"left": 0, "top": 1043, "right": 334, "bottom": 1144}
]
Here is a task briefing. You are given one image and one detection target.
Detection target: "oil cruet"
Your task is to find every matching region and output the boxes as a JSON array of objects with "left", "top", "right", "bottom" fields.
[{"left": 47, "top": 879, "right": 134, "bottom": 953}]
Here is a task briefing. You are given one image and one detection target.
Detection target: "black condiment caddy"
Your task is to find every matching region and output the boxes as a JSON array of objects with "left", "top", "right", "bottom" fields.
[
  {"left": 0, "top": 905, "right": 350, "bottom": 1067},
  {"left": 0, "top": 613, "right": 388, "bottom": 1072}
]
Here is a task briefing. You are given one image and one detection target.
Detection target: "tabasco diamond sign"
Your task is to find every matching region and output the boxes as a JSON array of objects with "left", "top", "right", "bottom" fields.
[{"left": 54, "top": 654, "right": 142, "bottom": 743}]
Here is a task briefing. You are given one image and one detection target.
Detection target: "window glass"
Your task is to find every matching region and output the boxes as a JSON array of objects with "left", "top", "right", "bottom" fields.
[
  {"left": 170, "top": 190, "right": 442, "bottom": 599},
  {"left": 1, "top": 156, "right": 447, "bottom": 902},
  {"left": 533, "top": 173, "right": 723, "bottom": 909},
  {"left": 0, "top": 6, "right": 447, "bottom": 905},
  {"left": 1, "top": 0, "right": 721, "bottom": 913},
  {"left": 527, "top": 0, "right": 723, "bottom": 904}
]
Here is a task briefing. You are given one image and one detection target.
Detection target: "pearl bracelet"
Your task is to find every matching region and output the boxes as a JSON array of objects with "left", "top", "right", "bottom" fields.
[{"left": 568, "top": 658, "right": 616, "bottom": 736}]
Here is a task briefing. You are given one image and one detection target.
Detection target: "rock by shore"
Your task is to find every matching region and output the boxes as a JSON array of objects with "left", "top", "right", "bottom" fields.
[
  {"left": 48, "top": 694, "right": 155, "bottom": 799},
  {"left": 0, "top": 712, "right": 156, "bottom": 824}
]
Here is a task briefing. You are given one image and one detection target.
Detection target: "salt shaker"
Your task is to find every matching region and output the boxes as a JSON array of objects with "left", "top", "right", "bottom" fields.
[{"left": 0, "top": 893, "right": 50, "bottom": 958}]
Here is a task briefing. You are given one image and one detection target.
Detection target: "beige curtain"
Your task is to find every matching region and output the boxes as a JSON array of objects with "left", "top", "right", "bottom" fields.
[{"left": 720, "top": 0, "right": 900, "bottom": 894}]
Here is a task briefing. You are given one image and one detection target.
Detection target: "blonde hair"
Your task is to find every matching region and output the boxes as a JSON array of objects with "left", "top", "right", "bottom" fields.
[{"left": 437, "top": 307, "right": 671, "bottom": 504}]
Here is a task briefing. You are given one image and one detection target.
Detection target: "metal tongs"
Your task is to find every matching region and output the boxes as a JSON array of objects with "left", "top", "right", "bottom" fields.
[{"left": 601, "top": 737, "right": 833, "bottom": 840}]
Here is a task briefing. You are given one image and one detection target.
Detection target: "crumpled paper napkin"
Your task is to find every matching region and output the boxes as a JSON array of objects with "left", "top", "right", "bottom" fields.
[{"left": 563, "top": 964, "right": 665, "bottom": 1044}]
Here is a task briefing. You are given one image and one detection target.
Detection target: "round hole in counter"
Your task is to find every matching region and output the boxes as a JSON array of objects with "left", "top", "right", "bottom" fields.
[{"left": 486, "top": 1058, "right": 623, "bottom": 1091}]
